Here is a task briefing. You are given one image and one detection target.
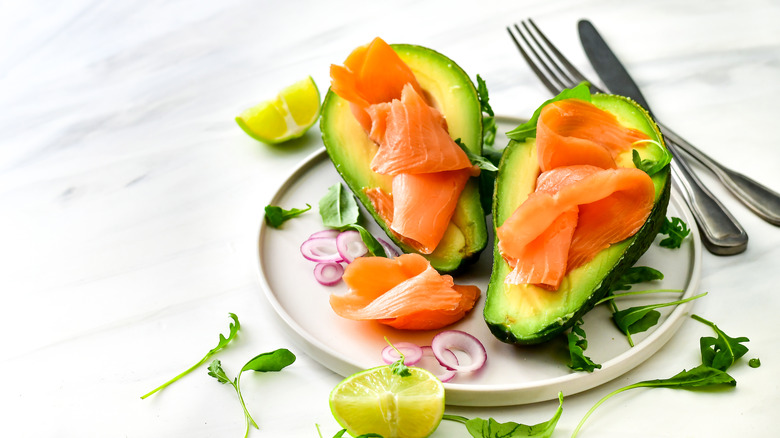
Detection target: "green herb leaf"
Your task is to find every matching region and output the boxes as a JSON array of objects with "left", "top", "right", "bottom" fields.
[
  {"left": 476, "top": 74, "right": 496, "bottom": 147},
  {"left": 319, "top": 183, "right": 360, "bottom": 229},
  {"left": 455, "top": 138, "right": 498, "bottom": 172},
  {"left": 572, "top": 365, "right": 735, "bottom": 437},
  {"left": 691, "top": 314, "right": 749, "bottom": 371},
  {"left": 264, "top": 203, "right": 312, "bottom": 228},
  {"left": 444, "top": 392, "right": 563, "bottom": 438},
  {"left": 749, "top": 358, "right": 761, "bottom": 368},
  {"left": 610, "top": 266, "right": 665, "bottom": 292},
  {"left": 140, "top": 313, "right": 241, "bottom": 399},
  {"left": 658, "top": 216, "right": 690, "bottom": 249},
  {"left": 348, "top": 223, "right": 387, "bottom": 258},
  {"left": 207, "top": 359, "right": 233, "bottom": 385},
  {"left": 631, "top": 140, "right": 672, "bottom": 176},
  {"left": 613, "top": 293, "right": 706, "bottom": 335},
  {"left": 241, "top": 348, "right": 296, "bottom": 373},
  {"left": 505, "top": 82, "right": 591, "bottom": 142},
  {"left": 567, "top": 320, "right": 602, "bottom": 372}
]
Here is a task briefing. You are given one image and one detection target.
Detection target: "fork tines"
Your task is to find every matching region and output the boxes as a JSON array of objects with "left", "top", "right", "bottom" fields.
[{"left": 506, "top": 19, "right": 598, "bottom": 95}]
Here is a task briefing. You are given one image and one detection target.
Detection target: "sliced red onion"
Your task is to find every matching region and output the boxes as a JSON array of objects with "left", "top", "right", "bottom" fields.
[
  {"left": 336, "top": 230, "right": 368, "bottom": 263},
  {"left": 431, "top": 330, "right": 487, "bottom": 373},
  {"left": 381, "top": 342, "right": 423, "bottom": 366},
  {"left": 313, "top": 262, "right": 344, "bottom": 286},
  {"left": 300, "top": 236, "right": 343, "bottom": 263},
  {"left": 418, "top": 346, "right": 458, "bottom": 383},
  {"left": 376, "top": 238, "right": 400, "bottom": 258},
  {"left": 309, "top": 229, "right": 340, "bottom": 239}
]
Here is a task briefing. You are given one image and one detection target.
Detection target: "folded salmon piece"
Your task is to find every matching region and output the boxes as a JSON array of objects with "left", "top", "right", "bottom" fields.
[
  {"left": 498, "top": 165, "right": 655, "bottom": 290},
  {"left": 536, "top": 98, "right": 649, "bottom": 172},
  {"left": 330, "top": 253, "right": 480, "bottom": 330}
]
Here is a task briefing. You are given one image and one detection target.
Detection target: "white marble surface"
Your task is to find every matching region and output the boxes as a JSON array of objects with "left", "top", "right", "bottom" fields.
[{"left": 2, "top": 0, "right": 779, "bottom": 436}]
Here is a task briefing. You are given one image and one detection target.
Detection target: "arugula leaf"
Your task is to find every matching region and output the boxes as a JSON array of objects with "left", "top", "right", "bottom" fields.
[
  {"left": 613, "top": 293, "right": 707, "bottom": 336},
  {"left": 658, "top": 216, "right": 690, "bottom": 249},
  {"left": 210, "top": 349, "right": 297, "bottom": 437},
  {"left": 572, "top": 365, "right": 735, "bottom": 437},
  {"left": 567, "top": 320, "right": 602, "bottom": 372},
  {"left": 384, "top": 337, "right": 411, "bottom": 377},
  {"left": 691, "top": 314, "right": 749, "bottom": 371},
  {"left": 331, "top": 430, "right": 383, "bottom": 438},
  {"left": 749, "top": 358, "right": 761, "bottom": 368},
  {"left": 455, "top": 138, "right": 498, "bottom": 172},
  {"left": 505, "top": 82, "right": 591, "bottom": 142},
  {"left": 631, "top": 139, "right": 672, "bottom": 176},
  {"left": 264, "top": 203, "right": 311, "bottom": 228},
  {"left": 141, "top": 313, "right": 241, "bottom": 399},
  {"left": 241, "top": 348, "right": 297, "bottom": 373},
  {"left": 610, "top": 266, "right": 665, "bottom": 292},
  {"left": 347, "top": 224, "right": 387, "bottom": 258},
  {"left": 443, "top": 392, "right": 563, "bottom": 438},
  {"left": 319, "top": 183, "right": 360, "bottom": 229},
  {"left": 476, "top": 74, "right": 496, "bottom": 147}
]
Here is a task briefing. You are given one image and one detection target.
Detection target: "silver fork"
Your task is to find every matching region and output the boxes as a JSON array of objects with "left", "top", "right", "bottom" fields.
[{"left": 507, "top": 19, "right": 749, "bottom": 255}]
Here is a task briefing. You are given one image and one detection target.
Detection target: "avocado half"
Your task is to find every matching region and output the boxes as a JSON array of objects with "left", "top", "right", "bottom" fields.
[
  {"left": 319, "top": 44, "right": 488, "bottom": 273},
  {"left": 484, "top": 94, "right": 672, "bottom": 345}
]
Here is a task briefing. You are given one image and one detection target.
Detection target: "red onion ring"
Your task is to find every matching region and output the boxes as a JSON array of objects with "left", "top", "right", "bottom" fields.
[
  {"left": 309, "top": 229, "right": 340, "bottom": 239},
  {"left": 300, "top": 236, "right": 343, "bottom": 263},
  {"left": 431, "top": 330, "right": 487, "bottom": 373},
  {"left": 313, "top": 262, "right": 344, "bottom": 286},
  {"left": 418, "top": 346, "right": 458, "bottom": 383},
  {"left": 376, "top": 238, "right": 400, "bottom": 258},
  {"left": 380, "top": 342, "right": 423, "bottom": 366},
  {"left": 336, "top": 230, "right": 368, "bottom": 263}
]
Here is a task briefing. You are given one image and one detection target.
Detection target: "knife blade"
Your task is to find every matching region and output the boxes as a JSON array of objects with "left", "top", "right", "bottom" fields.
[{"left": 577, "top": 19, "right": 748, "bottom": 255}]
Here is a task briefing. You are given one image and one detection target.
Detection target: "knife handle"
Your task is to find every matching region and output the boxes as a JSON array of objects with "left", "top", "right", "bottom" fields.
[
  {"left": 661, "top": 124, "right": 780, "bottom": 226},
  {"left": 667, "top": 140, "right": 748, "bottom": 255}
]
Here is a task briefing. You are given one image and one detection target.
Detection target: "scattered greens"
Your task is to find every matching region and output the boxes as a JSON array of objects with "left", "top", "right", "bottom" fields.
[
  {"left": 749, "top": 358, "right": 761, "bottom": 368},
  {"left": 610, "top": 266, "right": 664, "bottom": 291},
  {"left": 455, "top": 138, "right": 498, "bottom": 172},
  {"left": 566, "top": 320, "right": 601, "bottom": 372},
  {"left": 264, "top": 203, "right": 311, "bottom": 228},
  {"left": 328, "top": 429, "right": 383, "bottom": 438},
  {"left": 318, "top": 183, "right": 387, "bottom": 257},
  {"left": 631, "top": 139, "right": 672, "bottom": 176},
  {"left": 385, "top": 337, "right": 411, "bottom": 377},
  {"left": 141, "top": 313, "right": 241, "bottom": 399},
  {"left": 476, "top": 74, "right": 496, "bottom": 147},
  {"left": 691, "top": 314, "right": 749, "bottom": 371},
  {"left": 505, "top": 82, "right": 591, "bottom": 142},
  {"left": 442, "top": 392, "right": 563, "bottom": 438},
  {"left": 658, "top": 216, "right": 690, "bottom": 249},
  {"left": 612, "top": 292, "right": 707, "bottom": 338},
  {"left": 208, "top": 349, "right": 296, "bottom": 437},
  {"left": 571, "top": 365, "right": 736, "bottom": 437}
]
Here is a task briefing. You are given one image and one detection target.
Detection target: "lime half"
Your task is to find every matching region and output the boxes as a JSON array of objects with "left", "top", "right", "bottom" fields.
[
  {"left": 329, "top": 366, "right": 445, "bottom": 438},
  {"left": 236, "top": 76, "right": 320, "bottom": 144}
]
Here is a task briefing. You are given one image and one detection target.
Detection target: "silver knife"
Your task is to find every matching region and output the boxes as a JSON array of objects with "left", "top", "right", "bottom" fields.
[{"left": 578, "top": 19, "right": 749, "bottom": 255}]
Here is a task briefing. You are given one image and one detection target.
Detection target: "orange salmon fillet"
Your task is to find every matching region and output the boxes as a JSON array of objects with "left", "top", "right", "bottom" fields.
[
  {"left": 330, "top": 254, "right": 481, "bottom": 330},
  {"left": 536, "top": 99, "right": 649, "bottom": 172},
  {"left": 498, "top": 165, "right": 655, "bottom": 289}
]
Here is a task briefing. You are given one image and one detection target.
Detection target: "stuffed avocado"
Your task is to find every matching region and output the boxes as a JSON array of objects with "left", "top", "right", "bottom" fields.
[
  {"left": 484, "top": 87, "right": 672, "bottom": 345},
  {"left": 320, "top": 41, "right": 488, "bottom": 274}
]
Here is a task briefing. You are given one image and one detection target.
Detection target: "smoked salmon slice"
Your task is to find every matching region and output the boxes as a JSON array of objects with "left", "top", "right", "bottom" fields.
[
  {"left": 330, "top": 253, "right": 480, "bottom": 330},
  {"left": 535, "top": 99, "right": 649, "bottom": 172},
  {"left": 366, "top": 84, "right": 472, "bottom": 175},
  {"left": 330, "top": 37, "right": 425, "bottom": 132},
  {"left": 498, "top": 165, "right": 655, "bottom": 290}
]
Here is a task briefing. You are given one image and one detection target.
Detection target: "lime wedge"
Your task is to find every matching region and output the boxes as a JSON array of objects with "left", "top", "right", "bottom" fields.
[
  {"left": 236, "top": 76, "right": 320, "bottom": 144},
  {"left": 329, "top": 366, "right": 445, "bottom": 438}
]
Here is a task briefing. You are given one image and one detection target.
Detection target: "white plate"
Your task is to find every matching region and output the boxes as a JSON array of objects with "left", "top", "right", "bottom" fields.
[{"left": 256, "top": 116, "right": 702, "bottom": 406}]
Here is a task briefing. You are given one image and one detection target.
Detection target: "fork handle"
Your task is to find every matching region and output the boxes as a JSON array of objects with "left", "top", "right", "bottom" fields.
[
  {"left": 667, "top": 140, "right": 748, "bottom": 255},
  {"left": 660, "top": 124, "right": 780, "bottom": 226}
]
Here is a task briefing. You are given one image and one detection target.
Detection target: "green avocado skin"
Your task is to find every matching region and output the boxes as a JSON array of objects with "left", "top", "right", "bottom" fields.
[
  {"left": 484, "top": 94, "right": 671, "bottom": 345},
  {"left": 319, "top": 44, "right": 488, "bottom": 274}
]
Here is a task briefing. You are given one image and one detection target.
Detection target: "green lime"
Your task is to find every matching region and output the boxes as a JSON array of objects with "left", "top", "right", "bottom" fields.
[
  {"left": 329, "top": 366, "right": 445, "bottom": 438},
  {"left": 235, "top": 76, "right": 320, "bottom": 144}
]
